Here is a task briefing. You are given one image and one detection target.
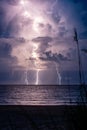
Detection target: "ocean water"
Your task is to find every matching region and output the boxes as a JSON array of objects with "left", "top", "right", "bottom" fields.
[{"left": 0, "top": 85, "right": 86, "bottom": 105}]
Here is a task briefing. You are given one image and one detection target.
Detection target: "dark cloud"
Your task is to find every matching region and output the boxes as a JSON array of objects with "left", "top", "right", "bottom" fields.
[
  {"left": 0, "top": 41, "right": 17, "bottom": 71},
  {"left": 0, "top": 42, "right": 12, "bottom": 57},
  {"left": 0, "top": 39, "right": 24, "bottom": 84},
  {"left": 0, "top": 4, "right": 7, "bottom": 37},
  {"left": 7, "top": 0, "right": 18, "bottom": 5},
  {"left": 32, "top": 36, "right": 53, "bottom": 55},
  {"left": 81, "top": 49, "right": 87, "bottom": 53},
  {"left": 44, "top": 23, "right": 53, "bottom": 34},
  {"left": 32, "top": 36, "right": 53, "bottom": 43},
  {"left": 0, "top": 41, "right": 17, "bottom": 70},
  {"left": 0, "top": 0, "right": 87, "bottom": 84},
  {"left": 39, "top": 51, "right": 70, "bottom": 63},
  {"left": 58, "top": 26, "right": 68, "bottom": 37},
  {"left": 38, "top": 23, "right": 53, "bottom": 33},
  {"left": 5, "top": 15, "right": 19, "bottom": 37},
  {"left": 0, "top": 0, "right": 18, "bottom": 6},
  {"left": 47, "top": 2, "right": 60, "bottom": 21}
]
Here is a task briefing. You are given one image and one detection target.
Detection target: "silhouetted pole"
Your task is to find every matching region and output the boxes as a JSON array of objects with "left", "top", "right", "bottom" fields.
[
  {"left": 73, "top": 28, "right": 85, "bottom": 104},
  {"left": 74, "top": 28, "right": 82, "bottom": 85}
]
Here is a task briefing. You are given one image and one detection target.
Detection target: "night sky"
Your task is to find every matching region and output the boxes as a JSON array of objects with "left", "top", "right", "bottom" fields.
[{"left": 0, "top": 0, "right": 87, "bottom": 85}]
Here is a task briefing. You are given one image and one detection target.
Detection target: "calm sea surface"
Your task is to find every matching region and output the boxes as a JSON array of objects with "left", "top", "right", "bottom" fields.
[{"left": 0, "top": 85, "right": 86, "bottom": 105}]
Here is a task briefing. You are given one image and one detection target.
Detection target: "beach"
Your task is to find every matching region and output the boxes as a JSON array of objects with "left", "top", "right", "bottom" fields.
[{"left": 0, "top": 105, "right": 87, "bottom": 130}]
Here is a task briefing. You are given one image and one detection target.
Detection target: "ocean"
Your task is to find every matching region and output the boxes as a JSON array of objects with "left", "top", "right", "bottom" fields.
[{"left": 0, "top": 85, "right": 86, "bottom": 105}]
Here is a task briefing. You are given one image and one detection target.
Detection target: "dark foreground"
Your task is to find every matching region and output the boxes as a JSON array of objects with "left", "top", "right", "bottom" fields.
[{"left": 0, "top": 105, "right": 87, "bottom": 130}]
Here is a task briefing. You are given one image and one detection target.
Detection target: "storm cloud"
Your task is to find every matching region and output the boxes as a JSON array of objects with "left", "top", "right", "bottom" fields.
[
  {"left": 39, "top": 51, "right": 70, "bottom": 63},
  {"left": 0, "top": 0, "right": 87, "bottom": 84}
]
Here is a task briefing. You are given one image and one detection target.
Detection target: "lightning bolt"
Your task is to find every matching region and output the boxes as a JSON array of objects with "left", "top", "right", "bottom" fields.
[
  {"left": 20, "top": 0, "right": 40, "bottom": 85},
  {"left": 25, "top": 69, "right": 29, "bottom": 85},
  {"left": 19, "top": 0, "right": 30, "bottom": 85},
  {"left": 36, "top": 69, "right": 40, "bottom": 85},
  {"left": 55, "top": 63, "right": 62, "bottom": 85},
  {"left": 32, "top": 43, "right": 40, "bottom": 85}
]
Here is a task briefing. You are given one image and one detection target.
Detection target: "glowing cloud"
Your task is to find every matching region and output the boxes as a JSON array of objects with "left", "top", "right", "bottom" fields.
[
  {"left": 20, "top": 0, "right": 25, "bottom": 5},
  {"left": 10, "top": 0, "right": 65, "bottom": 84},
  {"left": 33, "top": 17, "right": 44, "bottom": 33}
]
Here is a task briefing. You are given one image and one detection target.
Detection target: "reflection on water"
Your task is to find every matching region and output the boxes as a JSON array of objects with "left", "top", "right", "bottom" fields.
[{"left": 0, "top": 85, "right": 86, "bottom": 105}]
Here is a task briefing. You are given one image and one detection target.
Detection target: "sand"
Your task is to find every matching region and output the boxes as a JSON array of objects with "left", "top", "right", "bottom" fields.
[{"left": 0, "top": 105, "right": 87, "bottom": 130}]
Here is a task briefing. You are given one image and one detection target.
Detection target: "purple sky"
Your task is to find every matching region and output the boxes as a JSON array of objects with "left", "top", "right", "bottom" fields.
[{"left": 0, "top": 0, "right": 87, "bottom": 85}]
